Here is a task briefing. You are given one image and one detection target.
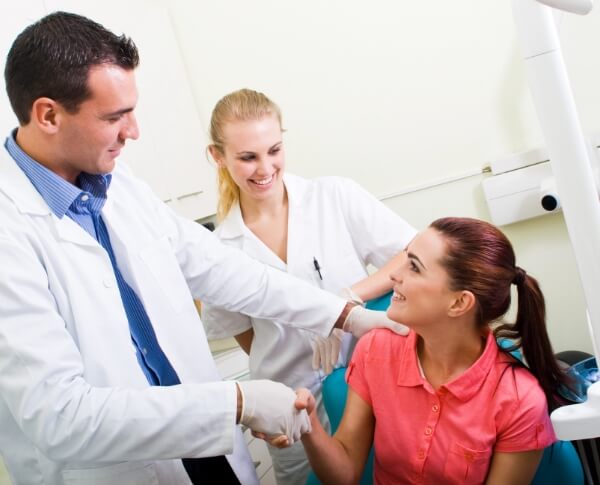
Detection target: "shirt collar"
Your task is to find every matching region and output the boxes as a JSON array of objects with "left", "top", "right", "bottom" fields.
[
  {"left": 397, "top": 330, "right": 503, "bottom": 402},
  {"left": 218, "top": 173, "right": 299, "bottom": 240},
  {"left": 5, "top": 129, "right": 111, "bottom": 218}
]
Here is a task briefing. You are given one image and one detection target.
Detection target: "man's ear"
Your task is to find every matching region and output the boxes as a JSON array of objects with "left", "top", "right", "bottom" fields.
[
  {"left": 208, "top": 145, "right": 224, "bottom": 167},
  {"left": 447, "top": 290, "right": 476, "bottom": 318},
  {"left": 30, "top": 97, "right": 60, "bottom": 134}
]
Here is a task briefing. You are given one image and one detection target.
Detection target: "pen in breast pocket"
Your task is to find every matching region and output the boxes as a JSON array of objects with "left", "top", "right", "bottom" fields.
[{"left": 313, "top": 257, "right": 323, "bottom": 280}]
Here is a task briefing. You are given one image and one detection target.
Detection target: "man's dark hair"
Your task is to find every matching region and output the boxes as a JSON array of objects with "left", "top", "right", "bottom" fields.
[{"left": 4, "top": 11, "right": 139, "bottom": 125}]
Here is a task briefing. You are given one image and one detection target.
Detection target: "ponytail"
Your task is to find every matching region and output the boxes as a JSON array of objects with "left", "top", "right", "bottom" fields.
[
  {"left": 431, "top": 217, "right": 572, "bottom": 412},
  {"left": 216, "top": 165, "right": 240, "bottom": 222},
  {"left": 494, "top": 269, "right": 571, "bottom": 411}
]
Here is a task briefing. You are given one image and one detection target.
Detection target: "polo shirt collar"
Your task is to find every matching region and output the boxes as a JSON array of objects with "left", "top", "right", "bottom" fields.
[
  {"left": 397, "top": 330, "right": 502, "bottom": 402},
  {"left": 396, "top": 332, "right": 424, "bottom": 388}
]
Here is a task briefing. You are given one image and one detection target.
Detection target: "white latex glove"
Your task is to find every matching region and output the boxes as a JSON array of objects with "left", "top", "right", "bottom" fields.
[
  {"left": 238, "top": 380, "right": 311, "bottom": 443},
  {"left": 311, "top": 287, "right": 363, "bottom": 376},
  {"left": 311, "top": 328, "right": 344, "bottom": 375},
  {"left": 342, "top": 305, "right": 409, "bottom": 339}
]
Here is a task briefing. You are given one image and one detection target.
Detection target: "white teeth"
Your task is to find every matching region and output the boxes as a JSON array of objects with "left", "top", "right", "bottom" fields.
[
  {"left": 393, "top": 292, "right": 406, "bottom": 301},
  {"left": 253, "top": 175, "right": 273, "bottom": 185}
]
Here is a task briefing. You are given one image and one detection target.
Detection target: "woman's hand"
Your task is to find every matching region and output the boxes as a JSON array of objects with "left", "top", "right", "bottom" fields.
[{"left": 250, "top": 430, "right": 291, "bottom": 448}]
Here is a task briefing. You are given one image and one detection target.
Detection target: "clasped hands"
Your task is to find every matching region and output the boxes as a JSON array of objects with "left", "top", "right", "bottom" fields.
[
  {"left": 239, "top": 380, "right": 315, "bottom": 448},
  {"left": 237, "top": 380, "right": 312, "bottom": 447}
]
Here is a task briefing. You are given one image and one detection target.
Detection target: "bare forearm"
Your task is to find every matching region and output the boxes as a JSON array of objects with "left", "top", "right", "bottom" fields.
[
  {"left": 235, "top": 382, "right": 242, "bottom": 424},
  {"left": 350, "top": 251, "right": 406, "bottom": 302},
  {"left": 301, "top": 416, "right": 361, "bottom": 485},
  {"left": 234, "top": 328, "right": 254, "bottom": 355},
  {"left": 485, "top": 450, "right": 543, "bottom": 485}
]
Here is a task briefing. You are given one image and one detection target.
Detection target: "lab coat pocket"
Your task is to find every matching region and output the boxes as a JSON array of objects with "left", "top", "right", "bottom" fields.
[
  {"left": 442, "top": 442, "right": 492, "bottom": 484},
  {"left": 62, "top": 461, "right": 159, "bottom": 485},
  {"left": 139, "top": 236, "right": 190, "bottom": 313}
]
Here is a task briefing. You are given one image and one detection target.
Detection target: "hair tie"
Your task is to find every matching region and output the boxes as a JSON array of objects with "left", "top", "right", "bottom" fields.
[{"left": 513, "top": 267, "right": 526, "bottom": 286}]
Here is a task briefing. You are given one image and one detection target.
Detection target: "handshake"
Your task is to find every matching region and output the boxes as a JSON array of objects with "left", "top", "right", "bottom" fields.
[
  {"left": 237, "top": 380, "right": 312, "bottom": 446},
  {"left": 237, "top": 288, "right": 409, "bottom": 443}
]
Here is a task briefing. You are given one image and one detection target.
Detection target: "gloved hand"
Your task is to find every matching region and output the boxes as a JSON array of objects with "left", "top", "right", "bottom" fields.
[
  {"left": 342, "top": 305, "right": 409, "bottom": 339},
  {"left": 311, "top": 328, "right": 344, "bottom": 375},
  {"left": 311, "top": 287, "right": 364, "bottom": 375},
  {"left": 237, "top": 380, "right": 311, "bottom": 444}
]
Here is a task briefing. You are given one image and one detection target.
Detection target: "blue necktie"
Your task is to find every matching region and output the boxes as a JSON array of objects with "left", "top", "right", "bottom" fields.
[{"left": 93, "top": 213, "right": 240, "bottom": 484}]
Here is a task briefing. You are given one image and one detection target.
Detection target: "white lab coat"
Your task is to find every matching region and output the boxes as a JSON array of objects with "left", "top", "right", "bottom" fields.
[
  {"left": 202, "top": 174, "right": 417, "bottom": 484},
  {"left": 0, "top": 148, "right": 346, "bottom": 485}
]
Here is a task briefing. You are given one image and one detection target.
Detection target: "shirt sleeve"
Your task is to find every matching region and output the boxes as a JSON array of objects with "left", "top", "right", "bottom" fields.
[
  {"left": 346, "top": 331, "right": 376, "bottom": 406},
  {"left": 336, "top": 177, "right": 417, "bottom": 269},
  {"left": 494, "top": 368, "right": 557, "bottom": 452},
  {"left": 201, "top": 303, "right": 253, "bottom": 339}
]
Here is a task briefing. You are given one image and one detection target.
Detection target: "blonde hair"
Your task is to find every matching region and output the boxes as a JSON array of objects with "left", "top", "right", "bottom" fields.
[{"left": 209, "top": 89, "right": 283, "bottom": 221}]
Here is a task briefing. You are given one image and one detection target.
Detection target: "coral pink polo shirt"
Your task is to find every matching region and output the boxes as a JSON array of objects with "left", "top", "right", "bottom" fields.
[{"left": 347, "top": 329, "right": 556, "bottom": 484}]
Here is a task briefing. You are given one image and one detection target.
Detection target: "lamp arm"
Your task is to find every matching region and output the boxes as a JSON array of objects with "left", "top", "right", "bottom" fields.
[{"left": 536, "top": 0, "right": 593, "bottom": 15}]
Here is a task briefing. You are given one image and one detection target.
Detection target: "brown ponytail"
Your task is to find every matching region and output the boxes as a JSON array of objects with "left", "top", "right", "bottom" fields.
[{"left": 495, "top": 270, "right": 570, "bottom": 410}]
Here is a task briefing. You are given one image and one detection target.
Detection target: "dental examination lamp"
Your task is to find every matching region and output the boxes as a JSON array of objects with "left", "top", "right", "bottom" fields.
[{"left": 512, "top": 0, "right": 600, "bottom": 441}]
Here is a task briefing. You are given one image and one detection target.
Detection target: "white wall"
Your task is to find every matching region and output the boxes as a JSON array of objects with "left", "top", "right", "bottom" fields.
[
  {"left": 0, "top": 2, "right": 597, "bottom": 354},
  {"left": 163, "top": 0, "right": 600, "bottom": 353}
]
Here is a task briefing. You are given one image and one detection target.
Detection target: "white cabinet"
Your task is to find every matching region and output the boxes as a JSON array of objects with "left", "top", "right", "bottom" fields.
[{"left": 1, "top": 1, "right": 217, "bottom": 220}]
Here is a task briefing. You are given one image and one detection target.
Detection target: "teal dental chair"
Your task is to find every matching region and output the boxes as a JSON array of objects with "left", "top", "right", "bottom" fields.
[{"left": 307, "top": 292, "right": 584, "bottom": 485}]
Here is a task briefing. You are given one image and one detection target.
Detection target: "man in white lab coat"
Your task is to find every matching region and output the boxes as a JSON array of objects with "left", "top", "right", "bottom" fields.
[{"left": 0, "top": 11, "right": 403, "bottom": 485}]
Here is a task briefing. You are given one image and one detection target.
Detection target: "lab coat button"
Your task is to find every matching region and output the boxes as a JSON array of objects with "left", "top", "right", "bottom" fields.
[{"left": 103, "top": 278, "right": 113, "bottom": 288}]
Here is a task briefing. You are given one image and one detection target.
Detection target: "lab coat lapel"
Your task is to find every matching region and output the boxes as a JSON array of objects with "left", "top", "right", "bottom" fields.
[
  {"left": 0, "top": 147, "right": 51, "bottom": 217},
  {"left": 0, "top": 147, "right": 99, "bottom": 248},
  {"left": 284, "top": 175, "right": 321, "bottom": 283},
  {"left": 222, "top": 202, "right": 287, "bottom": 271},
  {"left": 51, "top": 215, "right": 100, "bottom": 247}
]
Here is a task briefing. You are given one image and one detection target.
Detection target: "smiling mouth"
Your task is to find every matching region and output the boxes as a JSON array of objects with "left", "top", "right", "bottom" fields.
[
  {"left": 392, "top": 291, "right": 406, "bottom": 301},
  {"left": 250, "top": 174, "right": 274, "bottom": 186}
]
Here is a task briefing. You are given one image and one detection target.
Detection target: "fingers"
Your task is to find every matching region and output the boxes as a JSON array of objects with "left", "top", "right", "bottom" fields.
[
  {"left": 252, "top": 432, "right": 290, "bottom": 448},
  {"left": 323, "top": 337, "right": 333, "bottom": 375},
  {"left": 294, "top": 388, "right": 316, "bottom": 415},
  {"left": 386, "top": 322, "right": 409, "bottom": 335},
  {"left": 265, "top": 434, "right": 290, "bottom": 448},
  {"left": 329, "top": 329, "right": 343, "bottom": 370},
  {"left": 251, "top": 430, "right": 268, "bottom": 440},
  {"left": 312, "top": 336, "right": 328, "bottom": 371}
]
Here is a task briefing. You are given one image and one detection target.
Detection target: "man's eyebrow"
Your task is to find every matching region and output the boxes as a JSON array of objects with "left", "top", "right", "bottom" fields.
[{"left": 100, "top": 107, "right": 134, "bottom": 119}]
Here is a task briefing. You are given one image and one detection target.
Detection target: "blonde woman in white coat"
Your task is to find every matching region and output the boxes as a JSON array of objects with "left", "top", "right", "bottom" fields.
[{"left": 201, "top": 89, "right": 416, "bottom": 485}]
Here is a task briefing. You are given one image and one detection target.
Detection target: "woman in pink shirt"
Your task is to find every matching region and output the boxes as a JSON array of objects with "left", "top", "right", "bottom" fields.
[{"left": 292, "top": 217, "right": 570, "bottom": 484}]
